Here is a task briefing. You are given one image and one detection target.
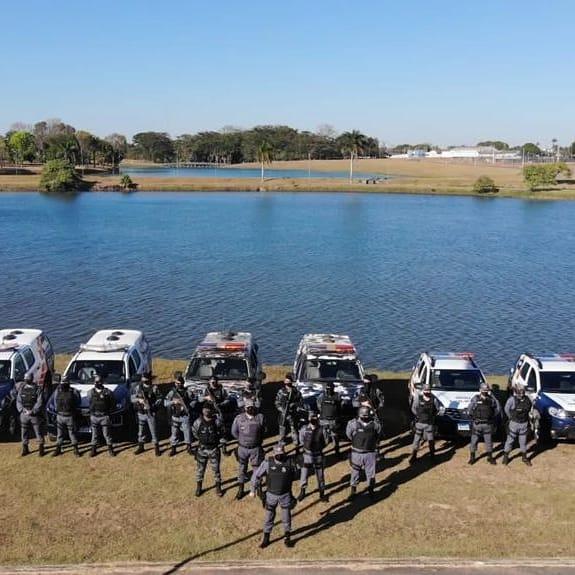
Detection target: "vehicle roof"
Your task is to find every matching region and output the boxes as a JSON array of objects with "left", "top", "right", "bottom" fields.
[
  {"left": 194, "top": 331, "right": 253, "bottom": 358},
  {"left": 75, "top": 330, "right": 143, "bottom": 358},
  {"left": 0, "top": 329, "right": 43, "bottom": 357},
  {"left": 299, "top": 334, "right": 358, "bottom": 358},
  {"left": 425, "top": 352, "right": 479, "bottom": 371},
  {"left": 528, "top": 353, "right": 575, "bottom": 372}
]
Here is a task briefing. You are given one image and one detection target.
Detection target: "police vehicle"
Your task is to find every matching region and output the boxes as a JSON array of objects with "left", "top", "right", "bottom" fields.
[
  {"left": 409, "top": 351, "right": 488, "bottom": 437},
  {"left": 0, "top": 329, "right": 55, "bottom": 439},
  {"left": 293, "top": 334, "right": 367, "bottom": 421},
  {"left": 508, "top": 353, "right": 575, "bottom": 443},
  {"left": 47, "top": 330, "right": 152, "bottom": 435}
]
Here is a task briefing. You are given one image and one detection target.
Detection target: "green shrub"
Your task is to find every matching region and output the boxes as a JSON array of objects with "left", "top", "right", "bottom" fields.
[
  {"left": 473, "top": 175, "right": 499, "bottom": 194},
  {"left": 523, "top": 162, "right": 571, "bottom": 191},
  {"left": 39, "top": 159, "right": 82, "bottom": 193}
]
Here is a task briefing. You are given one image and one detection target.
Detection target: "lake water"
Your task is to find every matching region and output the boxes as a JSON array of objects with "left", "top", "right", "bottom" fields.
[
  {"left": 119, "top": 166, "right": 379, "bottom": 179},
  {"left": 1, "top": 192, "right": 574, "bottom": 373}
]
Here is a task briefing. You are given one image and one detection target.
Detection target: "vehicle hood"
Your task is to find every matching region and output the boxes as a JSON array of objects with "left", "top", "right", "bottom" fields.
[
  {"left": 541, "top": 392, "right": 575, "bottom": 412},
  {"left": 297, "top": 381, "right": 361, "bottom": 402},
  {"left": 72, "top": 383, "right": 129, "bottom": 410},
  {"left": 432, "top": 390, "right": 476, "bottom": 410},
  {"left": 185, "top": 379, "right": 247, "bottom": 397}
]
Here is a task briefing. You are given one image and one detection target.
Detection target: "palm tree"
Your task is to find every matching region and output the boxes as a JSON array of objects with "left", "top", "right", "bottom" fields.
[
  {"left": 339, "top": 130, "right": 368, "bottom": 182},
  {"left": 256, "top": 141, "right": 273, "bottom": 182}
]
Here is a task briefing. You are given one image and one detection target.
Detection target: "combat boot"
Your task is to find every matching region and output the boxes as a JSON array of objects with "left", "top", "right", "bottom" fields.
[
  {"left": 135, "top": 443, "right": 144, "bottom": 455},
  {"left": 319, "top": 489, "right": 329, "bottom": 502},
  {"left": 52, "top": 445, "right": 62, "bottom": 457},
  {"left": 21, "top": 444, "right": 30, "bottom": 457},
  {"left": 216, "top": 482, "right": 224, "bottom": 497},
  {"left": 195, "top": 481, "right": 203, "bottom": 497},
  {"left": 154, "top": 443, "right": 161, "bottom": 457},
  {"left": 368, "top": 479, "right": 376, "bottom": 501},
  {"left": 90, "top": 445, "right": 97, "bottom": 457},
  {"left": 429, "top": 441, "right": 436, "bottom": 459},
  {"left": 38, "top": 444, "right": 45, "bottom": 457},
  {"left": 284, "top": 532, "right": 294, "bottom": 548},
  {"left": 73, "top": 445, "right": 81, "bottom": 458},
  {"left": 187, "top": 444, "right": 194, "bottom": 456},
  {"left": 467, "top": 452, "right": 476, "bottom": 465},
  {"left": 108, "top": 445, "right": 116, "bottom": 457},
  {"left": 408, "top": 451, "right": 417, "bottom": 465},
  {"left": 259, "top": 532, "right": 270, "bottom": 549},
  {"left": 297, "top": 487, "right": 306, "bottom": 502},
  {"left": 235, "top": 483, "right": 245, "bottom": 500},
  {"left": 502, "top": 452, "right": 510, "bottom": 465},
  {"left": 487, "top": 453, "right": 497, "bottom": 465},
  {"left": 169, "top": 446, "right": 177, "bottom": 457},
  {"left": 522, "top": 454, "right": 532, "bottom": 467},
  {"left": 348, "top": 486, "right": 357, "bottom": 501}
]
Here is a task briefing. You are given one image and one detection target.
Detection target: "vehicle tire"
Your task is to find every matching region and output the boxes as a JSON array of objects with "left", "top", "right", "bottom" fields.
[{"left": 533, "top": 411, "right": 552, "bottom": 446}]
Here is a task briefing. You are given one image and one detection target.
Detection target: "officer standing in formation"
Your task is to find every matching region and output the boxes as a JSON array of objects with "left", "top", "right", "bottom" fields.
[
  {"left": 192, "top": 404, "right": 226, "bottom": 497},
  {"left": 132, "top": 373, "right": 162, "bottom": 456},
  {"left": 16, "top": 373, "right": 45, "bottom": 457},
  {"left": 468, "top": 382, "right": 501, "bottom": 465},
  {"left": 503, "top": 385, "right": 533, "bottom": 466},
  {"left": 298, "top": 412, "right": 328, "bottom": 502},
  {"left": 317, "top": 381, "right": 342, "bottom": 457},
  {"left": 237, "top": 377, "right": 261, "bottom": 411},
  {"left": 164, "top": 374, "right": 198, "bottom": 457},
  {"left": 354, "top": 375, "right": 385, "bottom": 437},
  {"left": 346, "top": 406, "right": 381, "bottom": 500},
  {"left": 231, "top": 398, "right": 265, "bottom": 500},
  {"left": 52, "top": 376, "right": 81, "bottom": 457},
  {"left": 275, "top": 373, "right": 303, "bottom": 452},
  {"left": 88, "top": 375, "right": 116, "bottom": 457},
  {"left": 204, "top": 375, "right": 232, "bottom": 415},
  {"left": 252, "top": 443, "right": 298, "bottom": 549},
  {"left": 409, "top": 383, "right": 439, "bottom": 464}
]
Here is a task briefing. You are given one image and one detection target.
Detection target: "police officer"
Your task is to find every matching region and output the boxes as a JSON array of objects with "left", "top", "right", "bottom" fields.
[
  {"left": 192, "top": 404, "right": 226, "bottom": 497},
  {"left": 409, "top": 383, "right": 439, "bottom": 464},
  {"left": 317, "top": 381, "right": 342, "bottom": 457},
  {"left": 231, "top": 398, "right": 265, "bottom": 500},
  {"left": 275, "top": 373, "right": 304, "bottom": 452},
  {"left": 204, "top": 375, "right": 232, "bottom": 415},
  {"left": 298, "top": 412, "right": 328, "bottom": 502},
  {"left": 88, "top": 375, "right": 116, "bottom": 457},
  {"left": 346, "top": 406, "right": 381, "bottom": 500},
  {"left": 503, "top": 386, "right": 533, "bottom": 466},
  {"left": 164, "top": 375, "right": 198, "bottom": 457},
  {"left": 16, "top": 373, "right": 45, "bottom": 457},
  {"left": 237, "top": 377, "right": 262, "bottom": 412},
  {"left": 132, "top": 373, "right": 162, "bottom": 456},
  {"left": 468, "top": 382, "right": 501, "bottom": 465},
  {"left": 353, "top": 376, "right": 384, "bottom": 425},
  {"left": 52, "top": 376, "right": 81, "bottom": 457},
  {"left": 251, "top": 443, "right": 298, "bottom": 549}
]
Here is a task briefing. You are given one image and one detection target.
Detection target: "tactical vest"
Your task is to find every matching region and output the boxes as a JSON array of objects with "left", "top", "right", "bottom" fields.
[
  {"left": 472, "top": 396, "right": 495, "bottom": 423},
  {"left": 170, "top": 388, "right": 189, "bottom": 417},
  {"left": 196, "top": 419, "right": 220, "bottom": 448},
  {"left": 351, "top": 421, "right": 378, "bottom": 451},
  {"left": 511, "top": 396, "right": 531, "bottom": 423},
  {"left": 20, "top": 384, "right": 37, "bottom": 410},
  {"left": 303, "top": 426, "right": 324, "bottom": 453},
  {"left": 237, "top": 415, "right": 263, "bottom": 448},
  {"left": 90, "top": 388, "right": 110, "bottom": 414},
  {"left": 416, "top": 396, "right": 437, "bottom": 424},
  {"left": 267, "top": 457, "right": 293, "bottom": 495},
  {"left": 56, "top": 387, "right": 75, "bottom": 415},
  {"left": 320, "top": 394, "right": 338, "bottom": 420},
  {"left": 136, "top": 385, "right": 155, "bottom": 413}
]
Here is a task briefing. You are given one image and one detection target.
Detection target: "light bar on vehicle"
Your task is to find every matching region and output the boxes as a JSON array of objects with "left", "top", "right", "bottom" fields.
[
  {"left": 198, "top": 342, "right": 247, "bottom": 352},
  {"left": 0, "top": 342, "right": 18, "bottom": 351},
  {"left": 537, "top": 353, "right": 575, "bottom": 362},
  {"left": 308, "top": 343, "right": 356, "bottom": 354},
  {"left": 79, "top": 343, "right": 129, "bottom": 353},
  {"left": 431, "top": 352, "right": 475, "bottom": 360}
]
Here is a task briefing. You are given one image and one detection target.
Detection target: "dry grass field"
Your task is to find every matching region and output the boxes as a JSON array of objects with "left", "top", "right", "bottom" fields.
[{"left": 0, "top": 358, "right": 573, "bottom": 565}]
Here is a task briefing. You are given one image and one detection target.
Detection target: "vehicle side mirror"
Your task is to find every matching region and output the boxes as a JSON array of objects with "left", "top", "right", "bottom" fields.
[
  {"left": 259, "top": 371, "right": 267, "bottom": 381},
  {"left": 509, "top": 368, "right": 514, "bottom": 375},
  {"left": 53, "top": 373, "right": 62, "bottom": 384},
  {"left": 367, "top": 373, "right": 378, "bottom": 383}
]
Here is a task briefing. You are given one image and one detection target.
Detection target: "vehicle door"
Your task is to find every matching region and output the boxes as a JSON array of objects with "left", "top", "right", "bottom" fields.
[
  {"left": 21, "top": 346, "right": 38, "bottom": 380},
  {"left": 12, "top": 353, "right": 27, "bottom": 383}
]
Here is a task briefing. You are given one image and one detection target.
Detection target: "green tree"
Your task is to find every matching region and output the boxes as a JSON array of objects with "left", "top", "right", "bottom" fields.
[
  {"left": 472, "top": 175, "right": 499, "bottom": 194},
  {"left": 8, "top": 131, "right": 37, "bottom": 165},
  {"left": 521, "top": 142, "right": 542, "bottom": 157},
  {"left": 477, "top": 140, "right": 509, "bottom": 150},
  {"left": 256, "top": 141, "right": 273, "bottom": 182},
  {"left": 105, "top": 133, "right": 128, "bottom": 171},
  {"left": 338, "top": 130, "right": 369, "bottom": 182},
  {"left": 39, "top": 159, "right": 82, "bottom": 193},
  {"left": 131, "top": 132, "right": 174, "bottom": 163},
  {"left": 523, "top": 163, "right": 571, "bottom": 191},
  {"left": 0, "top": 136, "right": 9, "bottom": 167}
]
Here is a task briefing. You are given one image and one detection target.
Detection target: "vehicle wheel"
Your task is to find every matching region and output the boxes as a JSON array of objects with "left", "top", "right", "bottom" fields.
[{"left": 533, "top": 411, "right": 552, "bottom": 446}]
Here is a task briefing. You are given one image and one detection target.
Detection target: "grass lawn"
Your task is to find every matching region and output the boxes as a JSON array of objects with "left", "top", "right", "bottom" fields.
[{"left": 0, "top": 359, "right": 573, "bottom": 565}]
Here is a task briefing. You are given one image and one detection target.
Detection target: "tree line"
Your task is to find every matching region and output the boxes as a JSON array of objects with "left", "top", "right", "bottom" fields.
[{"left": 0, "top": 120, "right": 383, "bottom": 168}]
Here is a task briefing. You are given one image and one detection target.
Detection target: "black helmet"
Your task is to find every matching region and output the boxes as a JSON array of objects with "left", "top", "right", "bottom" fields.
[
  {"left": 359, "top": 406, "right": 372, "bottom": 420},
  {"left": 325, "top": 381, "right": 335, "bottom": 392},
  {"left": 23, "top": 373, "right": 34, "bottom": 383}
]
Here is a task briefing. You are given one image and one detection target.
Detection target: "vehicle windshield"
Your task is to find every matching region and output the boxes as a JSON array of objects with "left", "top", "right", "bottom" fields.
[
  {"left": 186, "top": 357, "right": 249, "bottom": 381},
  {"left": 0, "top": 360, "right": 12, "bottom": 384},
  {"left": 540, "top": 372, "right": 575, "bottom": 393},
  {"left": 302, "top": 359, "right": 361, "bottom": 383},
  {"left": 66, "top": 360, "right": 126, "bottom": 383},
  {"left": 431, "top": 369, "right": 483, "bottom": 391}
]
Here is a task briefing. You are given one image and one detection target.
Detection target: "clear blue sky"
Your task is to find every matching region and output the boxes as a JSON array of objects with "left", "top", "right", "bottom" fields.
[{"left": 1, "top": 0, "right": 573, "bottom": 146}]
